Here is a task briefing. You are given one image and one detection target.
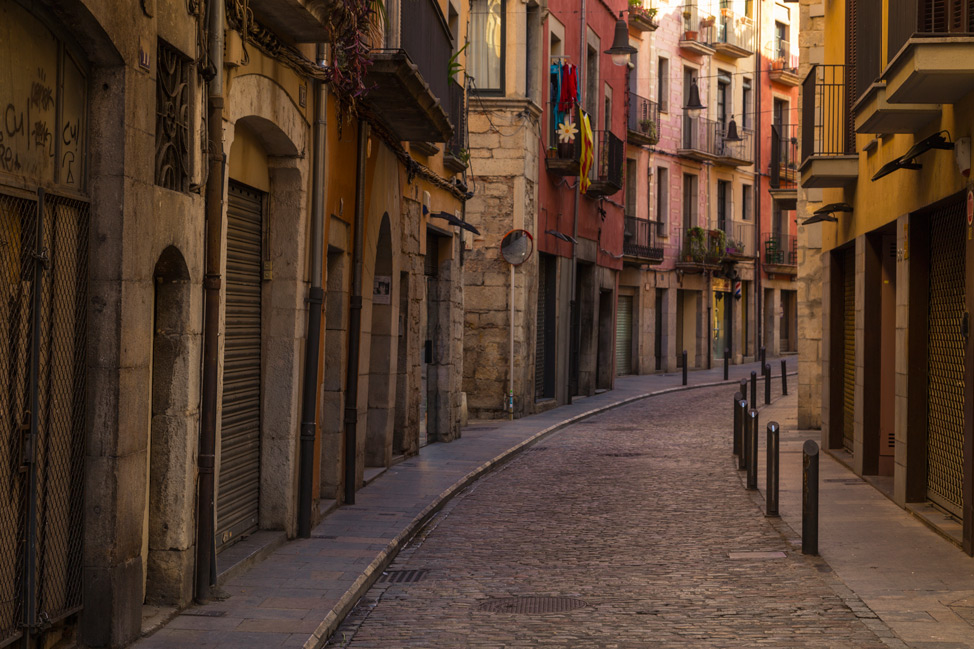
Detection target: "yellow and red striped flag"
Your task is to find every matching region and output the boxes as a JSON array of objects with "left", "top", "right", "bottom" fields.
[{"left": 578, "top": 108, "right": 594, "bottom": 193}]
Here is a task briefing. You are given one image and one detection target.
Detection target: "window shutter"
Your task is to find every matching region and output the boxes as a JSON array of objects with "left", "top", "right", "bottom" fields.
[{"left": 844, "top": 0, "right": 857, "bottom": 154}]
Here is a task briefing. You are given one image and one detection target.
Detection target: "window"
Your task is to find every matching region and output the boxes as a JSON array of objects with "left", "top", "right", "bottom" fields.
[
  {"left": 586, "top": 43, "right": 599, "bottom": 119},
  {"left": 657, "top": 57, "right": 669, "bottom": 112},
  {"left": 773, "top": 98, "right": 788, "bottom": 129},
  {"left": 717, "top": 72, "right": 731, "bottom": 127},
  {"left": 604, "top": 83, "right": 612, "bottom": 131},
  {"left": 656, "top": 166, "right": 668, "bottom": 235},
  {"left": 682, "top": 173, "right": 697, "bottom": 231},
  {"left": 741, "top": 184, "right": 752, "bottom": 221},
  {"left": 469, "top": 0, "right": 505, "bottom": 93},
  {"left": 625, "top": 159, "right": 637, "bottom": 218},
  {"left": 742, "top": 77, "right": 752, "bottom": 129},
  {"left": 717, "top": 180, "right": 730, "bottom": 232},
  {"left": 775, "top": 21, "right": 787, "bottom": 61}
]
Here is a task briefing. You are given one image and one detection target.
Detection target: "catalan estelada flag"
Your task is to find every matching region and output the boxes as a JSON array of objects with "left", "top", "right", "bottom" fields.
[{"left": 578, "top": 108, "right": 594, "bottom": 193}]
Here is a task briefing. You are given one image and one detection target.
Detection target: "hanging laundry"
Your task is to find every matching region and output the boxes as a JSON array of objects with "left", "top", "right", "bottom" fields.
[
  {"left": 551, "top": 61, "right": 564, "bottom": 129},
  {"left": 559, "top": 63, "right": 578, "bottom": 115}
]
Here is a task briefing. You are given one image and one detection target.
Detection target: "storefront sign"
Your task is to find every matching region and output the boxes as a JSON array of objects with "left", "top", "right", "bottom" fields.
[{"left": 712, "top": 277, "right": 731, "bottom": 292}]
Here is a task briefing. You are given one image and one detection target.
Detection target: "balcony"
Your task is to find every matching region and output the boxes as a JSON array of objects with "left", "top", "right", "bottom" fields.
[
  {"left": 768, "top": 40, "right": 801, "bottom": 86},
  {"left": 885, "top": 0, "right": 974, "bottom": 104},
  {"left": 711, "top": 9, "right": 754, "bottom": 59},
  {"left": 585, "top": 131, "right": 625, "bottom": 197},
  {"left": 675, "top": 226, "right": 726, "bottom": 272},
  {"left": 680, "top": 5, "right": 717, "bottom": 56},
  {"left": 678, "top": 115, "right": 719, "bottom": 161},
  {"left": 443, "top": 79, "right": 467, "bottom": 173},
  {"left": 629, "top": 0, "right": 659, "bottom": 32},
  {"left": 763, "top": 233, "right": 798, "bottom": 275},
  {"left": 770, "top": 123, "right": 798, "bottom": 210},
  {"left": 725, "top": 221, "right": 755, "bottom": 260},
  {"left": 800, "top": 65, "right": 858, "bottom": 189},
  {"left": 623, "top": 217, "right": 664, "bottom": 264},
  {"left": 854, "top": 81, "right": 941, "bottom": 134},
  {"left": 364, "top": 0, "right": 454, "bottom": 142},
  {"left": 545, "top": 103, "right": 581, "bottom": 176},
  {"left": 248, "top": 0, "right": 335, "bottom": 42},
  {"left": 715, "top": 124, "right": 754, "bottom": 167},
  {"left": 628, "top": 92, "right": 660, "bottom": 146}
]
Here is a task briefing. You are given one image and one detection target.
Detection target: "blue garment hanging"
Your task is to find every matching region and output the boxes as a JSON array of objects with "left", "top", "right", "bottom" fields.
[{"left": 550, "top": 62, "right": 564, "bottom": 131}]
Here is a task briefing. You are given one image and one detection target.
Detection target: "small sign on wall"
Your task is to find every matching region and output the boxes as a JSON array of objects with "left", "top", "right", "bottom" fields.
[{"left": 373, "top": 275, "right": 391, "bottom": 304}]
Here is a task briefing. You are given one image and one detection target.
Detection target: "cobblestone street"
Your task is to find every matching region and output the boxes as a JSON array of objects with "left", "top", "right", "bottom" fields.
[{"left": 326, "top": 385, "right": 896, "bottom": 648}]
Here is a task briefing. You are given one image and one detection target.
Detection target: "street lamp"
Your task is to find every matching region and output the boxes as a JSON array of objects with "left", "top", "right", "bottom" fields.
[
  {"left": 684, "top": 79, "right": 705, "bottom": 119},
  {"left": 724, "top": 116, "right": 742, "bottom": 142},
  {"left": 604, "top": 11, "right": 638, "bottom": 66}
]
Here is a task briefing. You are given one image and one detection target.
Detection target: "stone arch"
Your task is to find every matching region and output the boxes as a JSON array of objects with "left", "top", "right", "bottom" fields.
[
  {"left": 223, "top": 78, "right": 310, "bottom": 538},
  {"left": 146, "top": 246, "right": 198, "bottom": 606},
  {"left": 366, "top": 213, "right": 397, "bottom": 468}
]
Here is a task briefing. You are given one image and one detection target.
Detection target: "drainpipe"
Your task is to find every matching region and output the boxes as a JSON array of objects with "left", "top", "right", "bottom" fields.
[
  {"left": 568, "top": 0, "right": 587, "bottom": 405},
  {"left": 343, "top": 122, "right": 368, "bottom": 505},
  {"left": 196, "top": 0, "right": 225, "bottom": 603},
  {"left": 298, "top": 44, "right": 328, "bottom": 538},
  {"left": 753, "top": 0, "right": 763, "bottom": 360}
]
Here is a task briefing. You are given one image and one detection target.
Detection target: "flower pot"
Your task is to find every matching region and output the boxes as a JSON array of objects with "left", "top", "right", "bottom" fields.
[
  {"left": 684, "top": 30, "right": 698, "bottom": 40},
  {"left": 557, "top": 141, "right": 574, "bottom": 158}
]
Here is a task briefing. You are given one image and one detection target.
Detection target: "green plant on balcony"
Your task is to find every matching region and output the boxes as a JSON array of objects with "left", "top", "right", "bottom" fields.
[
  {"left": 685, "top": 226, "right": 708, "bottom": 262},
  {"left": 638, "top": 119, "right": 658, "bottom": 142},
  {"left": 629, "top": 0, "right": 658, "bottom": 23},
  {"left": 706, "top": 228, "right": 727, "bottom": 263},
  {"left": 725, "top": 238, "right": 745, "bottom": 255}
]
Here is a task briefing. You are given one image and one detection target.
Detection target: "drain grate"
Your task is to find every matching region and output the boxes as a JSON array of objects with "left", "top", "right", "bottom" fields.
[
  {"left": 377, "top": 569, "right": 428, "bottom": 584},
  {"left": 600, "top": 452, "right": 646, "bottom": 458},
  {"left": 477, "top": 596, "right": 588, "bottom": 614}
]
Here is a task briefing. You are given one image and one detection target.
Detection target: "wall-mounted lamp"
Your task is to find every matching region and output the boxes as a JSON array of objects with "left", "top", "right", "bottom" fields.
[
  {"left": 604, "top": 12, "right": 638, "bottom": 66},
  {"left": 684, "top": 80, "right": 705, "bottom": 119}
]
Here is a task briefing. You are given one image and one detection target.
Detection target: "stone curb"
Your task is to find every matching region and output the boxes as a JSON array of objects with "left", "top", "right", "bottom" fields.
[{"left": 303, "top": 370, "right": 798, "bottom": 649}]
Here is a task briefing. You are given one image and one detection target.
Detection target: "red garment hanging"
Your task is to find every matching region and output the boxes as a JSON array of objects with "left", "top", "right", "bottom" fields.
[{"left": 559, "top": 64, "right": 577, "bottom": 114}]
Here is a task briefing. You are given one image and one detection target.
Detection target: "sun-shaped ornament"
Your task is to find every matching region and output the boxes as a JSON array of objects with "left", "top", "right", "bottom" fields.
[{"left": 557, "top": 121, "right": 579, "bottom": 143}]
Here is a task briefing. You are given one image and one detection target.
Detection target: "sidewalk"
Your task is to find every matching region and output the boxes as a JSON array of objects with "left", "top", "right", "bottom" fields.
[
  {"left": 133, "top": 357, "right": 795, "bottom": 649},
  {"left": 751, "top": 395, "right": 974, "bottom": 649}
]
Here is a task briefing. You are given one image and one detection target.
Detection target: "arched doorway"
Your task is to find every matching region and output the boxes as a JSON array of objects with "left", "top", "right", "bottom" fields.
[
  {"left": 366, "top": 213, "right": 397, "bottom": 469},
  {"left": 146, "top": 246, "right": 195, "bottom": 606}
]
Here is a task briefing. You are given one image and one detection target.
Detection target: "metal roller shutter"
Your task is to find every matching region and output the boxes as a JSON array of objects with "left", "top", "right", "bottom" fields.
[
  {"left": 842, "top": 247, "right": 855, "bottom": 453},
  {"left": 535, "top": 255, "right": 546, "bottom": 399},
  {"left": 616, "top": 295, "right": 633, "bottom": 376},
  {"left": 927, "top": 199, "right": 965, "bottom": 517},
  {"left": 218, "top": 181, "right": 263, "bottom": 550}
]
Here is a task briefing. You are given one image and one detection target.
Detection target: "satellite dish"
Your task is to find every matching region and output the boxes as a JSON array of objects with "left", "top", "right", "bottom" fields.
[{"left": 500, "top": 229, "right": 534, "bottom": 266}]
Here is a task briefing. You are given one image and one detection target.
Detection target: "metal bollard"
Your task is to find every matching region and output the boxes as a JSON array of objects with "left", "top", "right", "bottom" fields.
[
  {"left": 766, "top": 422, "right": 780, "bottom": 517},
  {"left": 802, "top": 440, "right": 819, "bottom": 555},
  {"left": 746, "top": 408, "right": 759, "bottom": 490},
  {"left": 682, "top": 350, "right": 688, "bottom": 386},
  {"left": 733, "top": 391, "right": 743, "bottom": 456},
  {"left": 724, "top": 349, "right": 730, "bottom": 380},
  {"left": 764, "top": 363, "right": 772, "bottom": 405},
  {"left": 760, "top": 346, "right": 766, "bottom": 368},
  {"left": 750, "top": 371, "right": 757, "bottom": 407},
  {"left": 781, "top": 359, "right": 788, "bottom": 396},
  {"left": 739, "top": 378, "right": 748, "bottom": 407},
  {"left": 736, "top": 398, "right": 748, "bottom": 470}
]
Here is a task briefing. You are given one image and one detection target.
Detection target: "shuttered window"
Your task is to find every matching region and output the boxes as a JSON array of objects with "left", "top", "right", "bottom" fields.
[
  {"left": 842, "top": 247, "right": 855, "bottom": 453},
  {"left": 616, "top": 296, "right": 633, "bottom": 376}
]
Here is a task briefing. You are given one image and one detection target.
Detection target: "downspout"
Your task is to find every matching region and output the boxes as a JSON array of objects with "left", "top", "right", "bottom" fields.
[
  {"left": 343, "top": 122, "right": 368, "bottom": 505},
  {"left": 298, "top": 44, "right": 328, "bottom": 538},
  {"left": 568, "top": 0, "right": 587, "bottom": 405},
  {"left": 753, "top": 0, "right": 763, "bottom": 360},
  {"left": 196, "top": 0, "right": 225, "bottom": 603}
]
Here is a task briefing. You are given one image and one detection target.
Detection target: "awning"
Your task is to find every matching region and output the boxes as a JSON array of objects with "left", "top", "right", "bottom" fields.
[
  {"left": 871, "top": 132, "right": 953, "bottom": 181},
  {"left": 431, "top": 211, "right": 480, "bottom": 235}
]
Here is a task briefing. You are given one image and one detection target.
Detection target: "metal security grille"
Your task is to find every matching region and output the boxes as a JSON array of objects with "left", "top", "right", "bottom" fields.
[
  {"left": 616, "top": 296, "right": 633, "bottom": 376},
  {"left": 0, "top": 188, "right": 88, "bottom": 643},
  {"left": 535, "top": 256, "right": 546, "bottom": 400},
  {"left": 218, "top": 182, "right": 263, "bottom": 550},
  {"left": 842, "top": 247, "right": 855, "bottom": 453},
  {"left": 927, "top": 200, "right": 965, "bottom": 517}
]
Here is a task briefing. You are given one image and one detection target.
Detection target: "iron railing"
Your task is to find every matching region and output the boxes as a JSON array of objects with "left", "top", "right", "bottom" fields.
[
  {"left": 772, "top": 38, "right": 799, "bottom": 71},
  {"left": 624, "top": 216, "right": 664, "bottom": 262},
  {"left": 445, "top": 78, "right": 465, "bottom": 161},
  {"left": 628, "top": 92, "right": 660, "bottom": 145},
  {"left": 889, "top": 0, "right": 974, "bottom": 62},
  {"left": 801, "top": 65, "right": 854, "bottom": 165},
  {"left": 764, "top": 233, "right": 797, "bottom": 266},
  {"left": 716, "top": 125, "right": 754, "bottom": 164},
  {"left": 770, "top": 123, "right": 799, "bottom": 188},
  {"left": 713, "top": 8, "right": 755, "bottom": 52},
  {"left": 727, "top": 220, "right": 755, "bottom": 257},
  {"left": 682, "top": 115, "right": 719, "bottom": 156},
  {"left": 681, "top": 3, "right": 715, "bottom": 43},
  {"left": 400, "top": 0, "right": 453, "bottom": 108},
  {"left": 591, "top": 130, "right": 624, "bottom": 192}
]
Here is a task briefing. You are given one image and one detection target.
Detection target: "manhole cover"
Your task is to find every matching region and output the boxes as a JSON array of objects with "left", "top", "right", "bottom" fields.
[
  {"left": 377, "top": 569, "right": 429, "bottom": 584},
  {"left": 478, "top": 596, "right": 588, "bottom": 614}
]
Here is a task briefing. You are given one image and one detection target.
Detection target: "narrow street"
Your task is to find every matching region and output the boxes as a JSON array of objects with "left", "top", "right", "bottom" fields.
[{"left": 326, "top": 385, "right": 894, "bottom": 648}]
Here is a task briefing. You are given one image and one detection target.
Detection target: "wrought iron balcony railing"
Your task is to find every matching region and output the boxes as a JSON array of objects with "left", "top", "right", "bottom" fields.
[
  {"left": 770, "top": 123, "right": 799, "bottom": 189},
  {"left": 715, "top": 124, "right": 754, "bottom": 165},
  {"left": 681, "top": 115, "right": 719, "bottom": 158},
  {"left": 623, "top": 216, "right": 664, "bottom": 263},
  {"left": 726, "top": 221, "right": 755, "bottom": 258},
  {"left": 712, "top": 8, "right": 754, "bottom": 54},
  {"left": 677, "top": 226, "right": 726, "bottom": 269},
  {"left": 764, "top": 233, "right": 797, "bottom": 267},
  {"left": 444, "top": 79, "right": 466, "bottom": 171},
  {"left": 801, "top": 65, "right": 854, "bottom": 166},
  {"left": 628, "top": 92, "right": 660, "bottom": 146},
  {"left": 400, "top": 0, "right": 452, "bottom": 109},
  {"left": 680, "top": 4, "right": 716, "bottom": 46},
  {"left": 586, "top": 130, "right": 624, "bottom": 196}
]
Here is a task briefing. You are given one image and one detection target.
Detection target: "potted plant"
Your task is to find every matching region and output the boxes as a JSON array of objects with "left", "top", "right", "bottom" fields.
[
  {"left": 638, "top": 119, "right": 658, "bottom": 142},
  {"left": 629, "top": 0, "right": 659, "bottom": 31},
  {"left": 556, "top": 121, "right": 578, "bottom": 158},
  {"left": 686, "top": 226, "right": 707, "bottom": 262}
]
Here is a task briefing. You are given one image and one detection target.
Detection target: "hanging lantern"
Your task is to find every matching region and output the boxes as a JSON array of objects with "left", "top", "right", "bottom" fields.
[
  {"left": 604, "top": 12, "right": 638, "bottom": 66},
  {"left": 684, "top": 79, "right": 705, "bottom": 119},
  {"left": 724, "top": 116, "right": 742, "bottom": 142}
]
